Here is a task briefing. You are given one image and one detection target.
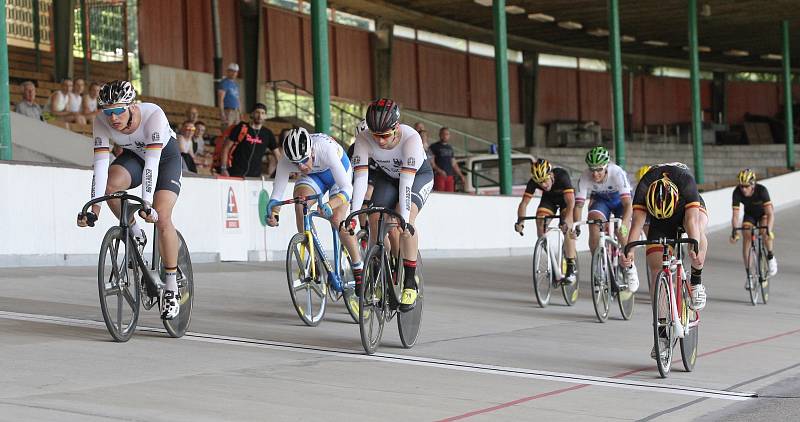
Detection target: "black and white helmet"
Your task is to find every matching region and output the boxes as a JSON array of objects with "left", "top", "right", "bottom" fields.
[
  {"left": 283, "top": 127, "right": 312, "bottom": 163},
  {"left": 356, "top": 119, "right": 368, "bottom": 135},
  {"left": 98, "top": 80, "right": 136, "bottom": 106}
]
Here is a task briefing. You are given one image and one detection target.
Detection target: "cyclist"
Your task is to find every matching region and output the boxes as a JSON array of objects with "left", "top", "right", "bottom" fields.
[
  {"left": 730, "top": 168, "right": 777, "bottom": 280},
  {"left": 623, "top": 163, "right": 708, "bottom": 312},
  {"left": 347, "top": 120, "right": 376, "bottom": 229},
  {"left": 76, "top": 80, "right": 182, "bottom": 320},
  {"left": 351, "top": 98, "right": 433, "bottom": 311},
  {"left": 265, "top": 127, "right": 363, "bottom": 286},
  {"left": 573, "top": 146, "right": 639, "bottom": 292},
  {"left": 636, "top": 165, "right": 652, "bottom": 237},
  {"left": 515, "top": 159, "right": 577, "bottom": 284}
]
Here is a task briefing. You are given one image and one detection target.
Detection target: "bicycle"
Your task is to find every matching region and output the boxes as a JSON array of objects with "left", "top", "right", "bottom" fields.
[
  {"left": 520, "top": 215, "right": 579, "bottom": 307},
  {"left": 734, "top": 225, "right": 770, "bottom": 305},
  {"left": 79, "top": 191, "right": 194, "bottom": 342},
  {"left": 625, "top": 235, "right": 699, "bottom": 378},
  {"left": 278, "top": 194, "right": 359, "bottom": 326},
  {"left": 576, "top": 218, "right": 634, "bottom": 322},
  {"left": 344, "top": 207, "right": 424, "bottom": 355}
]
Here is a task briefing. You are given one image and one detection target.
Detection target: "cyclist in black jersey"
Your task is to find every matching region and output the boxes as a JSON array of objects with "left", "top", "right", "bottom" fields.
[
  {"left": 730, "top": 168, "right": 777, "bottom": 277},
  {"left": 514, "top": 159, "right": 577, "bottom": 283},
  {"left": 622, "top": 163, "right": 708, "bottom": 311}
]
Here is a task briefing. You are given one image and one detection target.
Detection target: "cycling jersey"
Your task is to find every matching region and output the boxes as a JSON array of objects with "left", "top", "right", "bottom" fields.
[
  {"left": 576, "top": 163, "right": 631, "bottom": 219},
  {"left": 351, "top": 124, "right": 430, "bottom": 221},
  {"left": 272, "top": 133, "right": 353, "bottom": 203},
  {"left": 634, "top": 163, "right": 704, "bottom": 236},
  {"left": 523, "top": 167, "right": 574, "bottom": 216},
  {"left": 91, "top": 103, "right": 177, "bottom": 205},
  {"left": 732, "top": 183, "right": 771, "bottom": 222}
]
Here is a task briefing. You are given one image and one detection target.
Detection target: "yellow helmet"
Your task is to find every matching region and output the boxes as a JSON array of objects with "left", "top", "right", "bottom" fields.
[
  {"left": 646, "top": 176, "right": 679, "bottom": 219},
  {"left": 737, "top": 168, "right": 756, "bottom": 186},
  {"left": 531, "top": 159, "right": 552, "bottom": 183},
  {"left": 636, "top": 165, "right": 652, "bottom": 182}
]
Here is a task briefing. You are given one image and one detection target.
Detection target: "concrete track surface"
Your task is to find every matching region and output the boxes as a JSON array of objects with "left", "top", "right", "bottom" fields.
[{"left": 2, "top": 207, "right": 800, "bottom": 421}]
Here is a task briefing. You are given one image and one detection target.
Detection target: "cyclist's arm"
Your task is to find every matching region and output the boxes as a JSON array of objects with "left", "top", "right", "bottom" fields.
[
  {"left": 326, "top": 151, "right": 353, "bottom": 209},
  {"left": 684, "top": 206, "right": 707, "bottom": 266},
  {"left": 573, "top": 173, "right": 589, "bottom": 223},
  {"left": 141, "top": 111, "right": 172, "bottom": 205},
  {"left": 625, "top": 209, "right": 647, "bottom": 261},
  {"left": 517, "top": 194, "right": 533, "bottom": 222},
  {"left": 761, "top": 187, "right": 774, "bottom": 234},
  {"left": 350, "top": 137, "right": 369, "bottom": 212},
  {"left": 398, "top": 135, "right": 426, "bottom": 222},
  {"left": 270, "top": 158, "right": 292, "bottom": 204},
  {"left": 562, "top": 191, "right": 575, "bottom": 228},
  {"left": 731, "top": 189, "right": 741, "bottom": 231},
  {"left": 90, "top": 121, "right": 112, "bottom": 210},
  {"left": 616, "top": 168, "right": 633, "bottom": 231}
]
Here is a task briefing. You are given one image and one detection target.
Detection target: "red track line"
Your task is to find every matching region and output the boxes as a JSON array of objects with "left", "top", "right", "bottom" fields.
[{"left": 437, "top": 326, "right": 800, "bottom": 421}]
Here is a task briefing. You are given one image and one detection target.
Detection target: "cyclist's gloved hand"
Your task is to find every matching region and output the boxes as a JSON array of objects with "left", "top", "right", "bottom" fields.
[
  {"left": 265, "top": 199, "right": 281, "bottom": 227},
  {"left": 77, "top": 211, "right": 98, "bottom": 227},
  {"left": 318, "top": 202, "right": 334, "bottom": 219},
  {"left": 514, "top": 222, "right": 524, "bottom": 236},
  {"left": 139, "top": 206, "right": 159, "bottom": 223}
]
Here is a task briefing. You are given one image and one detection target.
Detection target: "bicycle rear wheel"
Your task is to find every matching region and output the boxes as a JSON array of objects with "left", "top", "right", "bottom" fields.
[
  {"left": 98, "top": 226, "right": 140, "bottom": 342},
  {"left": 561, "top": 253, "right": 579, "bottom": 306},
  {"left": 653, "top": 270, "right": 674, "bottom": 378},
  {"left": 680, "top": 281, "right": 699, "bottom": 372},
  {"left": 758, "top": 243, "right": 770, "bottom": 304},
  {"left": 286, "top": 233, "right": 327, "bottom": 326},
  {"left": 616, "top": 256, "right": 635, "bottom": 320},
  {"left": 398, "top": 252, "right": 424, "bottom": 348},
  {"left": 747, "top": 243, "right": 760, "bottom": 306},
  {"left": 359, "top": 245, "right": 387, "bottom": 354},
  {"left": 339, "top": 246, "right": 359, "bottom": 323},
  {"left": 162, "top": 231, "right": 194, "bottom": 338},
  {"left": 532, "top": 237, "right": 552, "bottom": 307},
  {"left": 591, "top": 247, "right": 610, "bottom": 322}
]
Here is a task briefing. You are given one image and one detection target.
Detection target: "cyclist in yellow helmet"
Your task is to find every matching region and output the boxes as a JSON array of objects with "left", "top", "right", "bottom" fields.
[
  {"left": 730, "top": 168, "right": 777, "bottom": 281},
  {"left": 515, "top": 158, "right": 578, "bottom": 284},
  {"left": 622, "top": 163, "right": 708, "bottom": 312}
]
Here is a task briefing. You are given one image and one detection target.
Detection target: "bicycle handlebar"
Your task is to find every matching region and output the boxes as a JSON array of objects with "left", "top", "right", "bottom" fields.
[
  {"left": 733, "top": 225, "right": 769, "bottom": 231},
  {"left": 519, "top": 215, "right": 563, "bottom": 222},
  {"left": 344, "top": 207, "right": 414, "bottom": 236},
  {"left": 574, "top": 217, "right": 622, "bottom": 229},
  {"left": 80, "top": 191, "right": 147, "bottom": 215},
  {"left": 275, "top": 193, "right": 323, "bottom": 206},
  {"left": 624, "top": 237, "right": 698, "bottom": 256}
]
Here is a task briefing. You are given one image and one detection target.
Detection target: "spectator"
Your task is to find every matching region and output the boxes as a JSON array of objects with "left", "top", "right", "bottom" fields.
[
  {"left": 70, "top": 78, "right": 87, "bottom": 124},
  {"left": 220, "top": 103, "right": 280, "bottom": 178},
  {"left": 186, "top": 106, "right": 199, "bottom": 124},
  {"left": 14, "top": 81, "right": 43, "bottom": 121},
  {"left": 418, "top": 129, "right": 431, "bottom": 155},
  {"left": 81, "top": 82, "right": 101, "bottom": 120},
  {"left": 47, "top": 78, "right": 86, "bottom": 124},
  {"left": 177, "top": 120, "right": 198, "bottom": 173},
  {"left": 414, "top": 121, "right": 426, "bottom": 133},
  {"left": 217, "top": 62, "right": 241, "bottom": 129},
  {"left": 193, "top": 120, "right": 211, "bottom": 173},
  {"left": 429, "top": 127, "right": 466, "bottom": 192}
]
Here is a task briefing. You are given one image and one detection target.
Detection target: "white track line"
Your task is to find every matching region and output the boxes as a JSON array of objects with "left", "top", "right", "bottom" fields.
[{"left": 0, "top": 310, "right": 754, "bottom": 401}]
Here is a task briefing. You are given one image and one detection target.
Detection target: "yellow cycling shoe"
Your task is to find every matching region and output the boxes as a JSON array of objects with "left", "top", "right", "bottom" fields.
[{"left": 399, "top": 288, "right": 417, "bottom": 312}]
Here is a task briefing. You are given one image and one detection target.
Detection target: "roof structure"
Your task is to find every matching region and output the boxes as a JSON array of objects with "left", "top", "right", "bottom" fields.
[{"left": 331, "top": 0, "right": 800, "bottom": 72}]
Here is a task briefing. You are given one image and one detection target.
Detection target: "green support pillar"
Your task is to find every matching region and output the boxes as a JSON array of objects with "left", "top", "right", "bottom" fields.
[
  {"left": 782, "top": 21, "right": 795, "bottom": 170},
  {"left": 52, "top": 0, "right": 75, "bottom": 82},
  {"left": 492, "top": 0, "right": 512, "bottom": 195},
  {"left": 607, "top": 0, "right": 626, "bottom": 167},
  {"left": 688, "top": 0, "right": 704, "bottom": 183},
  {"left": 240, "top": 0, "right": 260, "bottom": 113},
  {"left": 311, "top": 0, "right": 331, "bottom": 134},
  {"left": 1, "top": 0, "right": 12, "bottom": 160}
]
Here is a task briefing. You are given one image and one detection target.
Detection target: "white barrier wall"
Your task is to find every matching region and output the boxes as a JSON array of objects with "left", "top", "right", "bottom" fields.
[{"left": 1, "top": 161, "right": 799, "bottom": 266}]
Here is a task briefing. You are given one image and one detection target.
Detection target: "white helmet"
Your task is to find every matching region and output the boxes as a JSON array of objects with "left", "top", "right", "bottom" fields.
[
  {"left": 356, "top": 119, "right": 368, "bottom": 135},
  {"left": 98, "top": 80, "right": 136, "bottom": 106},
  {"left": 283, "top": 127, "right": 312, "bottom": 163}
]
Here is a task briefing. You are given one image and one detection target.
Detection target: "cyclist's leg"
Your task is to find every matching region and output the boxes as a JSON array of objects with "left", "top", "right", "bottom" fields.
[
  {"left": 292, "top": 180, "right": 320, "bottom": 233},
  {"left": 742, "top": 215, "right": 756, "bottom": 270},
  {"left": 104, "top": 151, "right": 138, "bottom": 219},
  {"left": 366, "top": 169, "right": 397, "bottom": 246},
  {"left": 587, "top": 197, "right": 609, "bottom": 252},
  {"left": 397, "top": 168, "right": 433, "bottom": 309},
  {"left": 536, "top": 197, "right": 557, "bottom": 238},
  {"left": 758, "top": 214, "right": 772, "bottom": 253}
]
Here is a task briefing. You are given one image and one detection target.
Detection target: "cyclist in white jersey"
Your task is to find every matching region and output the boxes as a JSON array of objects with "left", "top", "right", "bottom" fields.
[
  {"left": 574, "top": 146, "right": 639, "bottom": 292},
  {"left": 265, "top": 128, "right": 364, "bottom": 283},
  {"left": 76, "top": 80, "right": 183, "bottom": 320},
  {"left": 351, "top": 98, "right": 433, "bottom": 311}
]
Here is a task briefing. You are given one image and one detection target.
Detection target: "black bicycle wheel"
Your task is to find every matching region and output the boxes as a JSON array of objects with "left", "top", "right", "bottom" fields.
[
  {"left": 286, "top": 233, "right": 327, "bottom": 326},
  {"left": 98, "top": 226, "right": 140, "bottom": 342},
  {"left": 532, "top": 237, "right": 552, "bottom": 307},
  {"left": 680, "top": 280, "right": 699, "bottom": 372},
  {"left": 359, "top": 245, "right": 386, "bottom": 354},
  {"left": 758, "top": 242, "right": 770, "bottom": 304},
  {"left": 561, "top": 253, "right": 579, "bottom": 306},
  {"left": 616, "top": 251, "right": 635, "bottom": 320},
  {"left": 653, "top": 270, "right": 674, "bottom": 378},
  {"left": 162, "top": 231, "right": 194, "bottom": 338},
  {"left": 339, "top": 245, "right": 359, "bottom": 323},
  {"left": 398, "top": 252, "right": 424, "bottom": 348},
  {"left": 591, "top": 247, "right": 610, "bottom": 322},
  {"left": 747, "top": 243, "right": 760, "bottom": 306}
]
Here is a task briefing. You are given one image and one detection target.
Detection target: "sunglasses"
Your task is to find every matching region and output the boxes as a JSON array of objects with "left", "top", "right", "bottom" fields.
[
  {"left": 102, "top": 106, "right": 128, "bottom": 116},
  {"left": 371, "top": 129, "right": 395, "bottom": 139},
  {"left": 589, "top": 167, "right": 606, "bottom": 173},
  {"left": 739, "top": 184, "right": 754, "bottom": 189},
  {"left": 292, "top": 156, "right": 311, "bottom": 165}
]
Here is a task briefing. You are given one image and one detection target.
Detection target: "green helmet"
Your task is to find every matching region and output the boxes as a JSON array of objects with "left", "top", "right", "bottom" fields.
[{"left": 585, "top": 146, "right": 610, "bottom": 167}]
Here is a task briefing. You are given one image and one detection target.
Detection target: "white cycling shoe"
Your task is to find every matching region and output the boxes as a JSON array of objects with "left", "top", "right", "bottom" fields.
[
  {"left": 624, "top": 265, "right": 640, "bottom": 293},
  {"left": 768, "top": 257, "right": 778, "bottom": 277},
  {"left": 690, "top": 284, "right": 706, "bottom": 311},
  {"left": 161, "top": 290, "right": 180, "bottom": 320}
]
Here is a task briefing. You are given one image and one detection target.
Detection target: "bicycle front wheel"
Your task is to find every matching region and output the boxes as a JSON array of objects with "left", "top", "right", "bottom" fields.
[
  {"left": 98, "top": 226, "right": 140, "bottom": 342},
  {"left": 758, "top": 242, "right": 770, "bottom": 304},
  {"left": 616, "top": 255, "right": 635, "bottom": 320},
  {"left": 747, "top": 243, "right": 760, "bottom": 306},
  {"left": 286, "top": 233, "right": 327, "bottom": 326},
  {"left": 163, "top": 231, "right": 194, "bottom": 338},
  {"left": 359, "top": 245, "right": 387, "bottom": 354},
  {"left": 339, "top": 245, "right": 359, "bottom": 323},
  {"left": 680, "top": 281, "right": 699, "bottom": 372},
  {"left": 532, "top": 237, "right": 552, "bottom": 307},
  {"left": 653, "top": 270, "right": 675, "bottom": 378},
  {"left": 591, "top": 247, "right": 610, "bottom": 322},
  {"left": 561, "top": 253, "right": 579, "bottom": 306},
  {"left": 398, "top": 252, "right": 424, "bottom": 349}
]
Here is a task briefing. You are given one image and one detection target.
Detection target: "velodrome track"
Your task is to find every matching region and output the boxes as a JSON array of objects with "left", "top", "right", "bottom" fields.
[{"left": 1, "top": 206, "right": 799, "bottom": 421}]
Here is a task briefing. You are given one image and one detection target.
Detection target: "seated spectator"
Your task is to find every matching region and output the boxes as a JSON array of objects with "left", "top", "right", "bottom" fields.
[
  {"left": 70, "top": 78, "right": 87, "bottom": 124},
  {"left": 193, "top": 120, "right": 212, "bottom": 173},
  {"left": 177, "top": 120, "right": 198, "bottom": 173},
  {"left": 14, "top": 81, "right": 43, "bottom": 121},
  {"left": 47, "top": 78, "right": 86, "bottom": 124},
  {"left": 81, "top": 82, "right": 101, "bottom": 121},
  {"left": 430, "top": 127, "right": 466, "bottom": 192},
  {"left": 186, "top": 106, "right": 199, "bottom": 124},
  {"left": 219, "top": 103, "right": 279, "bottom": 178}
]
